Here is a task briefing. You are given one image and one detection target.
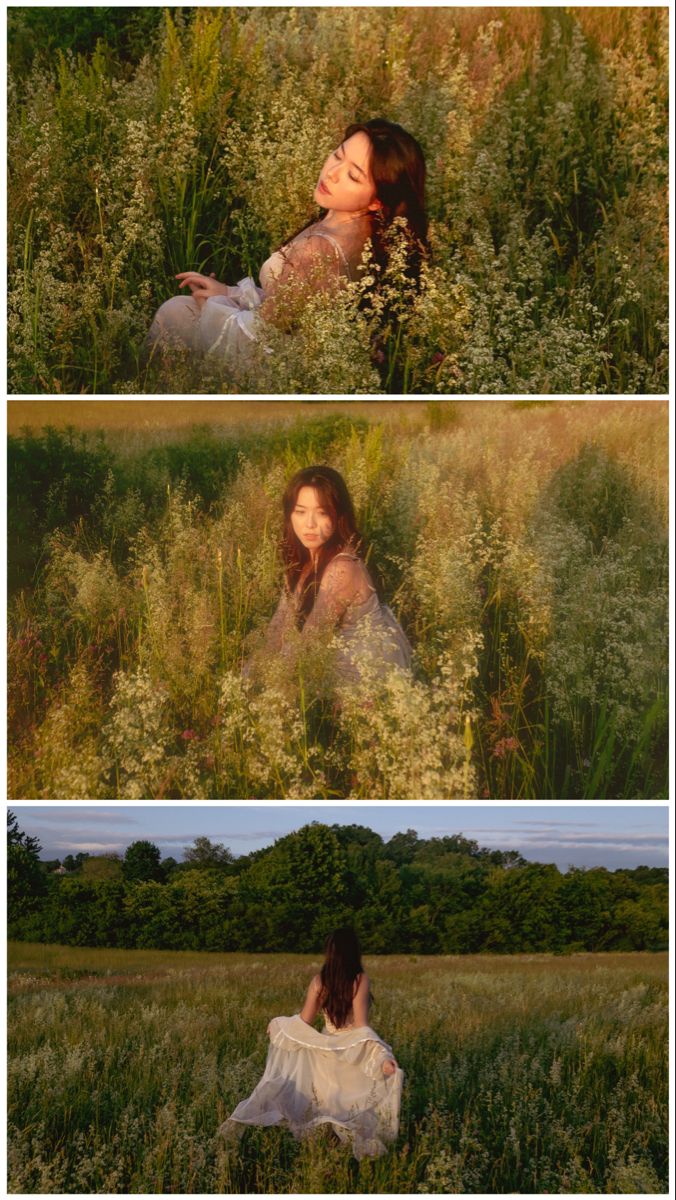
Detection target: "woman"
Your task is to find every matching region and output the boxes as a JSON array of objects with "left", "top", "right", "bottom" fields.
[
  {"left": 251, "top": 464, "right": 412, "bottom": 686},
  {"left": 220, "top": 929, "right": 402, "bottom": 1159},
  {"left": 147, "top": 119, "right": 427, "bottom": 364}
]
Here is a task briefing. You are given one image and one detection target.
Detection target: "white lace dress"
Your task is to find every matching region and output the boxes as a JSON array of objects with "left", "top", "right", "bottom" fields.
[
  {"left": 147, "top": 216, "right": 370, "bottom": 362},
  {"left": 219, "top": 1011, "right": 403, "bottom": 1159},
  {"left": 264, "top": 552, "right": 412, "bottom": 686}
]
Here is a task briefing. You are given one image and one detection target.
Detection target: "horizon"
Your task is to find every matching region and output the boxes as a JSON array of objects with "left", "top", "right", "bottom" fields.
[{"left": 12, "top": 804, "right": 669, "bottom": 873}]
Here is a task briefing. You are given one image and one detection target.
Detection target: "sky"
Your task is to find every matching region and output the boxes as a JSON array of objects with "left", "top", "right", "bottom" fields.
[{"left": 11, "top": 804, "right": 669, "bottom": 872}]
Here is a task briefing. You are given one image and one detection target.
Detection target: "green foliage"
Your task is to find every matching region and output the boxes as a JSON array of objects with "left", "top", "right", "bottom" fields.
[
  {"left": 8, "top": 7, "right": 165, "bottom": 76},
  {"left": 122, "top": 840, "right": 164, "bottom": 883},
  {"left": 9, "top": 821, "right": 669, "bottom": 956},
  {"left": 8, "top": 426, "right": 114, "bottom": 592},
  {"left": 183, "top": 836, "right": 234, "bottom": 870},
  {"left": 7, "top": 945, "right": 668, "bottom": 1192},
  {"left": 540, "top": 443, "right": 659, "bottom": 553},
  {"left": 7, "top": 7, "right": 668, "bottom": 393},
  {"left": 7, "top": 811, "right": 45, "bottom": 923}
]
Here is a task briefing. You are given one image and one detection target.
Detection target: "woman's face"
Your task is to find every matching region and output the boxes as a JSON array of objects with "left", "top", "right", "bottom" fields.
[
  {"left": 291, "top": 486, "right": 336, "bottom": 554},
  {"left": 314, "top": 131, "right": 377, "bottom": 213}
]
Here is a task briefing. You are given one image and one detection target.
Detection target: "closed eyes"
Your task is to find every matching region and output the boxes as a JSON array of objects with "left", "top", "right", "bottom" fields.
[{"left": 334, "top": 148, "right": 361, "bottom": 184}]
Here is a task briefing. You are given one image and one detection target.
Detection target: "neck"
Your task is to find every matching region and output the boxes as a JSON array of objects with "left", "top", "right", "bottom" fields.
[{"left": 320, "top": 208, "right": 371, "bottom": 228}]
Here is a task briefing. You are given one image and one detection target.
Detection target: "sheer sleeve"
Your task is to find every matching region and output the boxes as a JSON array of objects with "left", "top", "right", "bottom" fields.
[
  {"left": 260, "top": 234, "right": 345, "bottom": 328},
  {"left": 302, "top": 557, "right": 373, "bottom": 635},
  {"left": 264, "top": 588, "right": 295, "bottom": 651},
  {"left": 268, "top": 234, "right": 345, "bottom": 292},
  {"left": 243, "top": 589, "right": 294, "bottom": 677}
]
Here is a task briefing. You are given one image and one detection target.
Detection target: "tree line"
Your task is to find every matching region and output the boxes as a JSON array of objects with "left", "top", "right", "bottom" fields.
[{"left": 8, "top": 814, "right": 668, "bottom": 955}]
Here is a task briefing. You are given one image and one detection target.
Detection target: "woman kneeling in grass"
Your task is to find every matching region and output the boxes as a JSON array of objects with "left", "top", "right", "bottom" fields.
[{"left": 220, "top": 928, "right": 402, "bottom": 1159}]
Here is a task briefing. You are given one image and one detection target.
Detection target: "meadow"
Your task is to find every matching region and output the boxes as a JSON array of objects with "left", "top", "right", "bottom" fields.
[
  {"left": 7, "top": 942, "right": 668, "bottom": 1194},
  {"left": 7, "top": 400, "right": 668, "bottom": 800},
  {"left": 7, "top": 5, "right": 668, "bottom": 394}
]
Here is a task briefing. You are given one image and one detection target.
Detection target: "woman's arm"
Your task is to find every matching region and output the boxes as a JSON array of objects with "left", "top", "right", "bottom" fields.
[
  {"left": 352, "top": 970, "right": 371, "bottom": 1027},
  {"left": 299, "top": 974, "right": 323, "bottom": 1025},
  {"left": 301, "top": 556, "right": 368, "bottom": 636},
  {"left": 264, "top": 589, "right": 294, "bottom": 652},
  {"left": 243, "top": 589, "right": 293, "bottom": 677},
  {"left": 175, "top": 271, "right": 235, "bottom": 306},
  {"left": 353, "top": 972, "right": 397, "bottom": 1072}
]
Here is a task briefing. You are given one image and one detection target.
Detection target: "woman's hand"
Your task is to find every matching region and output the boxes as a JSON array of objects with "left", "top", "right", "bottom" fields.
[{"left": 175, "top": 271, "right": 231, "bottom": 304}]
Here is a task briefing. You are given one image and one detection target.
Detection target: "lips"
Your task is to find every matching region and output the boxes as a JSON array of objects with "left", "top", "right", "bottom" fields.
[{"left": 318, "top": 179, "right": 331, "bottom": 196}]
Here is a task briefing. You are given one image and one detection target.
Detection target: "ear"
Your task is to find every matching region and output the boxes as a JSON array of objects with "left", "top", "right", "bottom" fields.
[{"left": 368, "top": 197, "right": 383, "bottom": 212}]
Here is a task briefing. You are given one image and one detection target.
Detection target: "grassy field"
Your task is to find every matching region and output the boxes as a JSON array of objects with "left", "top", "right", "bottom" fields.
[
  {"left": 7, "top": 6, "right": 668, "bottom": 394},
  {"left": 8, "top": 400, "right": 668, "bottom": 800},
  {"left": 7, "top": 942, "right": 668, "bottom": 1194}
]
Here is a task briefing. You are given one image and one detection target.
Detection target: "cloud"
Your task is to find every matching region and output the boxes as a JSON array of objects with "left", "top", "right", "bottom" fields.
[
  {"left": 146, "top": 830, "right": 287, "bottom": 844},
  {"left": 503, "top": 819, "right": 600, "bottom": 829},
  {"left": 12, "top": 807, "right": 140, "bottom": 828},
  {"left": 454, "top": 823, "right": 667, "bottom": 845},
  {"left": 51, "top": 841, "right": 126, "bottom": 854},
  {"left": 44, "top": 828, "right": 291, "bottom": 856}
]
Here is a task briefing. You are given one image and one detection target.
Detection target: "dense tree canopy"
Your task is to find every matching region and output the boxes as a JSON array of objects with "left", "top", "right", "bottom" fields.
[
  {"left": 183, "top": 836, "right": 235, "bottom": 871},
  {"left": 8, "top": 819, "right": 668, "bottom": 955},
  {"left": 122, "top": 840, "right": 164, "bottom": 883},
  {"left": 7, "top": 810, "right": 45, "bottom": 921}
]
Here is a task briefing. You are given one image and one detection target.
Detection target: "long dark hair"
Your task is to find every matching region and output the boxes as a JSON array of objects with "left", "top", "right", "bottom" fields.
[
  {"left": 345, "top": 118, "right": 429, "bottom": 284},
  {"left": 319, "top": 927, "right": 365, "bottom": 1029},
  {"left": 281, "top": 465, "right": 362, "bottom": 624},
  {"left": 278, "top": 118, "right": 429, "bottom": 283}
]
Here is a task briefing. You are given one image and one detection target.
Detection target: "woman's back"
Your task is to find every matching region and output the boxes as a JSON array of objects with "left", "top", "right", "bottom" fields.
[{"left": 303, "top": 968, "right": 370, "bottom": 1031}]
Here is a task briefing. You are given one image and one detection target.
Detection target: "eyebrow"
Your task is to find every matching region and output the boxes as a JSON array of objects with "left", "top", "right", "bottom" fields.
[{"left": 340, "top": 141, "right": 367, "bottom": 179}]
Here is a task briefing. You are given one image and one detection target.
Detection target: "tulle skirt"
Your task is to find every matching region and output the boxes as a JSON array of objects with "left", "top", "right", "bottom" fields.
[{"left": 219, "top": 1014, "right": 403, "bottom": 1159}]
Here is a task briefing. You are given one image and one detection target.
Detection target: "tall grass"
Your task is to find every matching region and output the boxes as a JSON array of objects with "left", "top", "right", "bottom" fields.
[
  {"left": 7, "top": 943, "right": 668, "bottom": 1194},
  {"left": 7, "top": 400, "right": 667, "bottom": 799},
  {"left": 7, "top": 6, "right": 668, "bottom": 394}
]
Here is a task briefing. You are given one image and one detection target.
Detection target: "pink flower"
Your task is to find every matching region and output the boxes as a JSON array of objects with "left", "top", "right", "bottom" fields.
[
  {"left": 180, "top": 729, "right": 198, "bottom": 741},
  {"left": 492, "top": 736, "right": 519, "bottom": 759}
]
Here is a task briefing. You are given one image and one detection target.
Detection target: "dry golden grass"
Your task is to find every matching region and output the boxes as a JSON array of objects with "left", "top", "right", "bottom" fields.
[{"left": 7, "top": 399, "right": 449, "bottom": 435}]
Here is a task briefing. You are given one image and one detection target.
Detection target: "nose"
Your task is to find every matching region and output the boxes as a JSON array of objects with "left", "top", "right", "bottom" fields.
[{"left": 307, "top": 511, "right": 317, "bottom": 528}]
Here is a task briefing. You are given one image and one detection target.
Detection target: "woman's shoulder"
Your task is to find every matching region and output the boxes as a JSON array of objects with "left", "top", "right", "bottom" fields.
[
  {"left": 327, "top": 552, "right": 374, "bottom": 583},
  {"left": 287, "top": 223, "right": 341, "bottom": 256},
  {"left": 322, "top": 552, "right": 367, "bottom": 585},
  {"left": 331, "top": 549, "right": 361, "bottom": 563},
  {"left": 290, "top": 218, "right": 369, "bottom": 260}
]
